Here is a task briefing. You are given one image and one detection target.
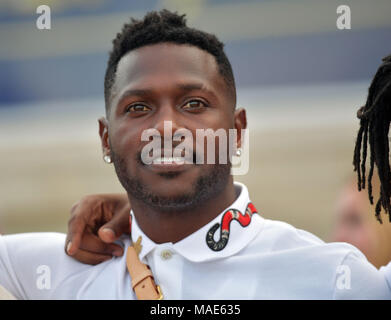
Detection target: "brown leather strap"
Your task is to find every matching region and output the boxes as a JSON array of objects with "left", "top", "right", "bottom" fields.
[
  {"left": 131, "top": 268, "right": 153, "bottom": 289},
  {"left": 126, "top": 245, "right": 163, "bottom": 300}
]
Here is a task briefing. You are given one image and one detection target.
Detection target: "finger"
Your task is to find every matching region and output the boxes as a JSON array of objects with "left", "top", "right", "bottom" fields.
[
  {"left": 79, "top": 233, "right": 124, "bottom": 257},
  {"left": 70, "top": 201, "right": 80, "bottom": 214},
  {"left": 65, "top": 213, "right": 88, "bottom": 256},
  {"left": 98, "top": 210, "right": 130, "bottom": 243},
  {"left": 69, "top": 248, "right": 113, "bottom": 266}
]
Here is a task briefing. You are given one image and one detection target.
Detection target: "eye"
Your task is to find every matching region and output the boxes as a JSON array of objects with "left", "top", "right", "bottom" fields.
[
  {"left": 182, "top": 99, "right": 207, "bottom": 111},
  {"left": 126, "top": 104, "right": 151, "bottom": 113},
  {"left": 344, "top": 212, "right": 362, "bottom": 228}
]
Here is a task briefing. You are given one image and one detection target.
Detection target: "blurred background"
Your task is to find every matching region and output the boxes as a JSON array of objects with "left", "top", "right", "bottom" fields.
[{"left": 1, "top": 0, "right": 391, "bottom": 264}]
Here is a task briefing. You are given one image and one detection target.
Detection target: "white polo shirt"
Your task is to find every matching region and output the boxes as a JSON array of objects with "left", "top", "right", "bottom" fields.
[{"left": 1, "top": 182, "right": 391, "bottom": 299}]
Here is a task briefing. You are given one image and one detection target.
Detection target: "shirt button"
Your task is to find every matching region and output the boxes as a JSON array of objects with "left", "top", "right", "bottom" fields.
[{"left": 160, "top": 250, "right": 173, "bottom": 260}]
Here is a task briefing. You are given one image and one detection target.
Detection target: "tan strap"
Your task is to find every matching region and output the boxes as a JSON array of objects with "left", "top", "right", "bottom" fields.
[
  {"left": 126, "top": 245, "right": 163, "bottom": 300},
  {"left": 131, "top": 268, "right": 153, "bottom": 289}
]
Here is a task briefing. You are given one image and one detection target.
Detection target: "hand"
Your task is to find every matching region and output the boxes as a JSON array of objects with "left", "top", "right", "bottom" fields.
[{"left": 65, "top": 193, "right": 131, "bottom": 265}]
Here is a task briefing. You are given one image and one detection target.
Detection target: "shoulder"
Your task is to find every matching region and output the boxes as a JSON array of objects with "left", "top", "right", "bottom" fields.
[
  {"left": 0, "top": 232, "right": 70, "bottom": 269},
  {"left": 0, "top": 232, "right": 75, "bottom": 269},
  {"left": 254, "top": 217, "right": 330, "bottom": 250},
  {"left": 262, "top": 218, "right": 324, "bottom": 243},
  {"left": 0, "top": 233, "right": 94, "bottom": 299},
  {"left": 253, "top": 217, "right": 367, "bottom": 259},
  {"left": 248, "top": 217, "right": 391, "bottom": 299},
  {"left": 1, "top": 232, "right": 66, "bottom": 253}
]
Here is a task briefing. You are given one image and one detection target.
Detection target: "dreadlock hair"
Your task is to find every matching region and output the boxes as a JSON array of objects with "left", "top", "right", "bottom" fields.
[
  {"left": 353, "top": 53, "right": 391, "bottom": 223},
  {"left": 104, "top": 9, "right": 236, "bottom": 112}
]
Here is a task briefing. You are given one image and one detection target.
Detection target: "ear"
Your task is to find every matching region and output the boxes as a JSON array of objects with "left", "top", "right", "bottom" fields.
[
  {"left": 234, "top": 108, "right": 247, "bottom": 149},
  {"left": 98, "top": 117, "right": 111, "bottom": 158}
]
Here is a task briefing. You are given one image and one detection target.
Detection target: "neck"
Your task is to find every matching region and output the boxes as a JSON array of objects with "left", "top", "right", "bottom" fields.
[{"left": 129, "top": 176, "right": 237, "bottom": 244}]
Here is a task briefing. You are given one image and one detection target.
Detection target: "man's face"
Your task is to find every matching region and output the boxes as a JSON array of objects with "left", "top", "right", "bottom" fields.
[
  {"left": 100, "top": 43, "right": 244, "bottom": 211},
  {"left": 332, "top": 183, "right": 375, "bottom": 260}
]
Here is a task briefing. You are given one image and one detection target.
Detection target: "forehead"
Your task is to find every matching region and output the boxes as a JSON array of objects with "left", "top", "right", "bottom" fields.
[
  {"left": 112, "top": 43, "right": 225, "bottom": 101},
  {"left": 337, "top": 184, "right": 367, "bottom": 213}
]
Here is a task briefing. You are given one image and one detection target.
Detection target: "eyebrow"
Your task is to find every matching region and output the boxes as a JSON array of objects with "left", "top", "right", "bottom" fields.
[{"left": 116, "top": 82, "right": 218, "bottom": 103}]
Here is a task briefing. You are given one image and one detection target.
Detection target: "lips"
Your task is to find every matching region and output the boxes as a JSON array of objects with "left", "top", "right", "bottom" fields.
[
  {"left": 141, "top": 149, "right": 197, "bottom": 173},
  {"left": 148, "top": 148, "right": 195, "bottom": 163},
  {"left": 152, "top": 157, "right": 185, "bottom": 165},
  {"left": 147, "top": 158, "right": 187, "bottom": 173}
]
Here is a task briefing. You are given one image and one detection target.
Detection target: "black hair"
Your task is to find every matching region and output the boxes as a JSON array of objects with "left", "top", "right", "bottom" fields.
[
  {"left": 353, "top": 54, "right": 391, "bottom": 223},
  {"left": 104, "top": 9, "right": 236, "bottom": 111}
]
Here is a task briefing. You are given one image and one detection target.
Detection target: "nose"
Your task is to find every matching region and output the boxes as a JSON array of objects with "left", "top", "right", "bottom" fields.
[
  {"left": 153, "top": 103, "right": 182, "bottom": 136},
  {"left": 151, "top": 103, "right": 185, "bottom": 154}
]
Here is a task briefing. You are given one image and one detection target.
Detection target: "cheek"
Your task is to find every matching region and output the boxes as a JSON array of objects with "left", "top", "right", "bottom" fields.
[
  {"left": 193, "top": 111, "right": 233, "bottom": 143},
  {"left": 109, "top": 122, "right": 141, "bottom": 156},
  {"left": 347, "top": 226, "right": 373, "bottom": 253}
]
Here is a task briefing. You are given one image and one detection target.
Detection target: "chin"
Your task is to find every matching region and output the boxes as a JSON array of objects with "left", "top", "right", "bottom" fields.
[
  {"left": 148, "top": 184, "right": 195, "bottom": 199},
  {"left": 146, "top": 192, "right": 201, "bottom": 213}
]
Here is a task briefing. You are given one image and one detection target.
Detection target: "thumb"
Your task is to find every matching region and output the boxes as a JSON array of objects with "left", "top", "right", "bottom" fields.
[{"left": 98, "top": 211, "right": 130, "bottom": 243}]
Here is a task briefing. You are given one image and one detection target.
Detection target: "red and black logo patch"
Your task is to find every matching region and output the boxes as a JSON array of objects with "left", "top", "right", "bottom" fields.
[{"left": 206, "top": 203, "right": 258, "bottom": 251}]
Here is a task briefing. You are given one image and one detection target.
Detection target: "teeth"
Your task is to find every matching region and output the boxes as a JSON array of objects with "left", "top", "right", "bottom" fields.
[{"left": 153, "top": 157, "right": 185, "bottom": 164}]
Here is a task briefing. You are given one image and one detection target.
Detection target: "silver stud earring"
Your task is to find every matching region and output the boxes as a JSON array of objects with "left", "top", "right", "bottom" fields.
[
  {"left": 103, "top": 155, "right": 112, "bottom": 164},
  {"left": 236, "top": 148, "right": 242, "bottom": 157}
]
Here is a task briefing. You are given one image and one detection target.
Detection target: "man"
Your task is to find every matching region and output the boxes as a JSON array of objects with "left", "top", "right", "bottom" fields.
[
  {"left": 332, "top": 174, "right": 391, "bottom": 269},
  {"left": 1, "top": 10, "right": 390, "bottom": 299},
  {"left": 353, "top": 54, "right": 391, "bottom": 222}
]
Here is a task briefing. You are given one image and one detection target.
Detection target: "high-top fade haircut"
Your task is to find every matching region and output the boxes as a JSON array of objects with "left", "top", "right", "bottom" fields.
[
  {"left": 353, "top": 54, "right": 391, "bottom": 223},
  {"left": 104, "top": 9, "right": 236, "bottom": 113}
]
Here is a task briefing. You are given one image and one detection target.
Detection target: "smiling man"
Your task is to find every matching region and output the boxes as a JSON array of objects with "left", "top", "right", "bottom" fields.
[
  {"left": 1, "top": 10, "right": 391, "bottom": 300},
  {"left": 102, "top": 39, "right": 243, "bottom": 246}
]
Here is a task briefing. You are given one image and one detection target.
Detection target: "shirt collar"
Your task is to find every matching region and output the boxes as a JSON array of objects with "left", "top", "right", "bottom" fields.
[{"left": 129, "top": 182, "right": 264, "bottom": 263}]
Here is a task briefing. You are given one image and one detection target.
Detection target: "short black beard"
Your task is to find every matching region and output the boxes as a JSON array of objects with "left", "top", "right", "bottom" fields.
[{"left": 111, "top": 150, "right": 231, "bottom": 213}]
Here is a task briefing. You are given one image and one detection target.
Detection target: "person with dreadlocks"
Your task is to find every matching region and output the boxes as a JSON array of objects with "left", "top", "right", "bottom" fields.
[
  {"left": 354, "top": 54, "right": 391, "bottom": 224},
  {"left": 332, "top": 174, "right": 391, "bottom": 269},
  {"left": 1, "top": 10, "right": 391, "bottom": 299}
]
